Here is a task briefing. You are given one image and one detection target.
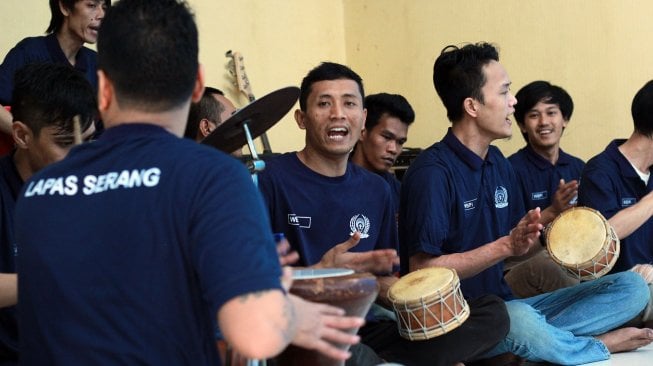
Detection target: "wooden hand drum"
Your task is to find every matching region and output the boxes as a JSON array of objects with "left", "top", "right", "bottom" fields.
[
  {"left": 546, "top": 207, "right": 620, "bottom": 280},
  {"left": 276, "top": 268, "right": 379, "bottom": 366},
  {"left": 387, "top": 267, "right": 470, "bottom": 341}
]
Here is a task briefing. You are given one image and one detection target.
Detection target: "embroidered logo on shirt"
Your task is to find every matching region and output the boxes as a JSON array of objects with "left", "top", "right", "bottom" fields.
[
  {"left": 494, "top": 186, "right": 509, "bottom": 208},
  {"left": 349, "top": 214, "right": 370, "bottom": 238},
  {"left": 464, "top": 198, "right": 477, "bottom": 211},
  {"left": 288, "top": 214, "right": 312, "bottom": 228},
  {"left": 531, "top": 191, "right": 548, "bottom": 201},
  {"left": 621, "top": 197, "right": 637, "bottom": 207}
]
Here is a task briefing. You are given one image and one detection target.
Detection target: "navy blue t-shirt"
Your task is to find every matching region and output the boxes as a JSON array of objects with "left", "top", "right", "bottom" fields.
[
  {"left": 14, "top": 124, "right": 282, "bottom": 365},
  {"left": 0, "top": 34, "right": 98, "bottom": 105},
  {"left": 378, "top": 171, "right": 401, "bottom": 217},
  {"left": 258, "top": 153, "right": 398, "bottom": 267},
  {"left": 509, "top": 145, "right": 585, "bottom": 210},
  {"left": 0, "top": 153, "right": 21, "bottom": 361},
  {"left": 578, "top": 139, "right": 653, "bottom": 272},
  {"left": 399, "top": 129, "right": 524, "bottom": 300}
]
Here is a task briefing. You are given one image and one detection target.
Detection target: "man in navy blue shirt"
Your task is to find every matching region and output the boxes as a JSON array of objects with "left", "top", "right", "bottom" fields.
[
  {"left": 259, "top": 62, "right": 511, "bottom": 366},
  {"left": 13, "top": 1, "right": 362, "bottom": 365},
  {"left": 579, "top": 80, "right": 653, "bottom": 326},
  {"left": 0, "top": 0, "right": 110, "bottom": 149},
  {"left": 0, "top": 62, "right": 97, "bottom": 364},
  {"left": 400, "top": 42, "right": 653, "bottom": 365},
  {"left": 504, "top": 81, "right": 585, "bottom": 298},
  {"left": 351, "top": 92, "right": 415, "bottom": 215}
]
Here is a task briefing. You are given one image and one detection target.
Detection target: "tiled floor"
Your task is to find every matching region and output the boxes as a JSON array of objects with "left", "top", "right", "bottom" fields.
[{"left": 578, "top": 342, "right": 653, "bottom": 366}]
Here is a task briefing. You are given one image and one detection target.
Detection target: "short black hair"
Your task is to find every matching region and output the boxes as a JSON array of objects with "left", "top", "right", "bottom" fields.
[
  {"left": 299, "top": 62, "right": 364, "bottom": 111},
  {"left": 513, "top": 81, "right": 574, "bottom": 142},
  {"left": 184, "top": 88, "right": 224, "bottom": 139},
  {"left": 97, "top": 0, "right": 198, "bottom": 112},
  {"left": 364, "top": 93, "right": 415, "bottom": 130},
  {"left": 11, "top": 63, "right": 96, "bottom": 139},
  {"left": 47, "top": 0, "right": 111, "bottom": 34},
  {"left": 433, "top": 42, "right": 499, "bottom": 122},
  {"left": 632, "top": 80, "right": 653, "bottom": 137}
]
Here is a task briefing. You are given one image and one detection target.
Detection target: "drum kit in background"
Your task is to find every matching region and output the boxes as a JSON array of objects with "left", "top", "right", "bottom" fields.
[{"left": 200, "top": 86, "right": 299, "bottom": 186}]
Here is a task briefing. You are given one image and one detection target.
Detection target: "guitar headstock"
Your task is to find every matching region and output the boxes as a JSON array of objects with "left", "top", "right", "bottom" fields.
[{"left": 226, "top": 50, "right": 255, "bottom": 102}]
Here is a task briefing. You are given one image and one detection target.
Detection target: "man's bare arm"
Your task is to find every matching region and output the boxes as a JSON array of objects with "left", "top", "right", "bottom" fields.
[
  {"left": 410, "top": 208, "right": 543, "bottom": 279},
  {"left": 609, "top": 191, "right": 653, "bottom": 240},
  {"left": 0, "top": 273, "right": 17, "bottom": 308}
]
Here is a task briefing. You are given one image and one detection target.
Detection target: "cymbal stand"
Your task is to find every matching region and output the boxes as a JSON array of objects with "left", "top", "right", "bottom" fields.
[{"left": 241, "top": 119, "right": 266, "bottom": 186}]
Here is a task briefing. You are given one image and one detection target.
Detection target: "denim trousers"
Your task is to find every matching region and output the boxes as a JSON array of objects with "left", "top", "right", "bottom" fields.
[{"left": 482, "top": 271, "right": 650, "bottom": 365}]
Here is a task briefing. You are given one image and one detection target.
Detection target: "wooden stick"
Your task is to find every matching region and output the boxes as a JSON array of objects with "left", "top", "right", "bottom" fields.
[{"left": 73, "top": 115, "right": 82, "bottom": 145}]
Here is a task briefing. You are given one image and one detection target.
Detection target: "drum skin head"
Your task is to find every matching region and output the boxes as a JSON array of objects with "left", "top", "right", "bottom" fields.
[
  {"left": 547, "top": 207, "right": 609, "bottom": 264},
  {"left": 388, "top": 267, "right": 454, "bottom": 302}
]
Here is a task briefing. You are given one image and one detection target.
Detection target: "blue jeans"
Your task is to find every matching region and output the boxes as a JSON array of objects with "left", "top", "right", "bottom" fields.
[{"left": 483, "top": 271, "right": 649, "bottom": 365}]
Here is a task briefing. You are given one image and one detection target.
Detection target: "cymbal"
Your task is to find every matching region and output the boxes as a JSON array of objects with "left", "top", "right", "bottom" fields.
[{"left": 201, "top": 86, "right": 299, "bottom": 153}]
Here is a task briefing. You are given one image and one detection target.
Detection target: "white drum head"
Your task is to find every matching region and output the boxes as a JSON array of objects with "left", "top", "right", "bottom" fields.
[
  {"left": 291, "top": 268, "right": 354, "bottom": 280},
  {"left": 389, "top": 267, "right": 455, "bottom": 302},
  {"left": 548, "top": 208, "right": 609, "bottom": 264}
]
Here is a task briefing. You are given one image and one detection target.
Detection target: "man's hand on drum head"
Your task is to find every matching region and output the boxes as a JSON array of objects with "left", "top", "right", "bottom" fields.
[
  {"left": 289, "top": 294, "right": 364, "bottom": 361},
  {"left": 315, "top": 231, "right": 400, "bottom": 275},
  {"left": 509, "top": 208, "right": 544, "bottom": 256},
  {"left": 551, "top": 179, "right": 579, "bottom": 214}
]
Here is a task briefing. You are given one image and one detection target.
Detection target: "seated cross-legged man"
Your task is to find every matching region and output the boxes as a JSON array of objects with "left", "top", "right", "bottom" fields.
[
  {"left": 399, "top": 42, "right": 653, "bottom": 365},
  {"left": 504, "top": 80, "right": 585, "bottom": 298},
  {"left": 579, "top": 80, "right": 653, "bottom": 329},
  {"left": 258, "top": 61, "right": 511, "bottom": 366}
]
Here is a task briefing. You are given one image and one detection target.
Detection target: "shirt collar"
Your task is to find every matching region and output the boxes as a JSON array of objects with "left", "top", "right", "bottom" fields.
[
  {"left": 606, "top": 139, "right": 639, "bottom": 179},
  {"left": 45, "top": 33, "right": 89, "bottom": 73},
  {"left": 522, "top": 145, "right": 573, "bottom": 170},
  {"left": 442, "top": 128, "right": 496, "bottom": 170},
  {"left": 98, "top": 123, "right": 171, "bottom": 142}
]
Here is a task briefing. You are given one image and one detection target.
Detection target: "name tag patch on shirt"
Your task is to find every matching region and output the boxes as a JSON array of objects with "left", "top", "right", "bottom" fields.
[
  {"left": 288, "top": 214, "right": 312, "bottom": 228},
  {"left": 621, "top": 197, "right": 637, "bottom": 207},
  {"left": 531, "top": 191, "right": 548, "bottom": 201}
]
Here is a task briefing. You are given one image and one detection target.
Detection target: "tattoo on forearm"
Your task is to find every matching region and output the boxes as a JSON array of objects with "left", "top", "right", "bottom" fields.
[{"left": 237, "top": 290, "right": 269, "bottom": 303}]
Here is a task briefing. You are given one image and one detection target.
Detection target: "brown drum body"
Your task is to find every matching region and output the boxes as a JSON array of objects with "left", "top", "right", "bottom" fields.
[
  {"left": 276, "top": 269, "right": 379, "bottom": 366},
  {"left": 388, "top": 267, "right": 469, "bottom": 341},
  {"left": 546, "top": 207, "right": 620, "bottom": 280}
]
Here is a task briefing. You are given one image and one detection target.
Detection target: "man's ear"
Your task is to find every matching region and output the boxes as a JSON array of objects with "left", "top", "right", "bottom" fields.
[
  {"left": 199, "top": 119, "right": 213, "bottom": 138},
  {"left": 463, "top": 97, "right": 480, "bottom": 118},
  {"left": 359, "top": 128, "right": 368, "bottom": 142},
  {"left": 12, "top": 121, "right": 32, "bottom": 149},
  {"left": 97, "top": 70, "right": 113, "bottom": 113},
  {"left": 294, "top": 109, "right": 306, "bottom": 130},
  {"left": 58, "top": 0, "right": 71, "bottom": 17},
  {"left": 191, "top": 64, "right": 206, "bottom": 104}
]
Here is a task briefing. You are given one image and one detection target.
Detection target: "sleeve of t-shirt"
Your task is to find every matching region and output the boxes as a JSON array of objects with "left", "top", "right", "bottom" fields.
[
  {"left": 188, "top": 157, "right": 282, "bottom": 316},
  {"left": 578, "top": 161, "right": 621, "bottom": 219}
]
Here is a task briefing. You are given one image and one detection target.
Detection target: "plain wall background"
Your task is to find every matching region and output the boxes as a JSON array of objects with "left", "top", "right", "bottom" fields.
[{"left": 2, "top": 0, "right": 652, "bottom": 161}]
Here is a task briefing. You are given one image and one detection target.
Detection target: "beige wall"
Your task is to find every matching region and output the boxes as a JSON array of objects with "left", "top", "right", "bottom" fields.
[
  {"left": 344, "top": 0, "right": 653, "bottom": 161},
  {"left": 3, "top": 1, "right": 652, "bottom": 160}
]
